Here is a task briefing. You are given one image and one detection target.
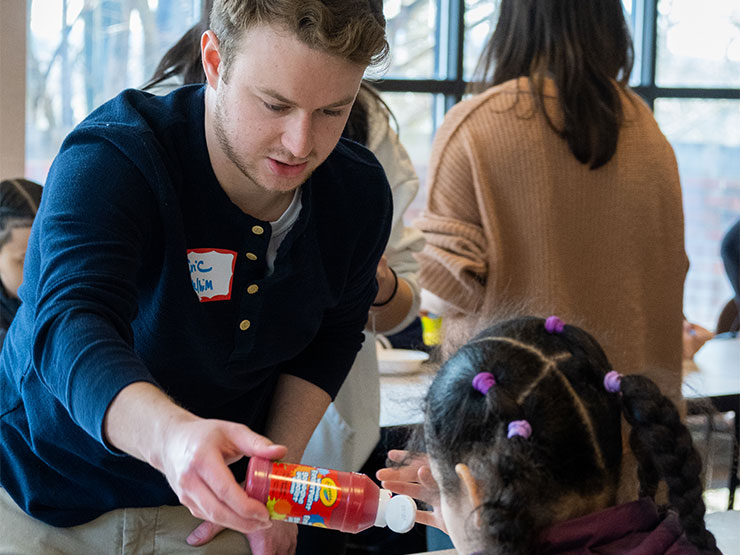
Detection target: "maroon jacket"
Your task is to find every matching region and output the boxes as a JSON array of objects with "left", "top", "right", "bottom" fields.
[{"left": 537, "top": 498, "right": 702, "bottom": 554}]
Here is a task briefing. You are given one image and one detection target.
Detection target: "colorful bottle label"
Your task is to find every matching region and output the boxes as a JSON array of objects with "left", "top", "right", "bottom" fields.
[{"left": 265, "top": 462, "right": 343, "bottom": 528}]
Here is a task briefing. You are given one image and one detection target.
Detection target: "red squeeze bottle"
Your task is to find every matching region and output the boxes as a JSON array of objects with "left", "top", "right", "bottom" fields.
[{"left": 245, "top": 457, "right": 416, "bottom": 534}]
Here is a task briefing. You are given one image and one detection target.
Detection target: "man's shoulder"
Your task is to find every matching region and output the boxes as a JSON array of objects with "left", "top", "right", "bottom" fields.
[
  {"left": 56, "top": 86, "right": 204, "bottom": 182},
  {"left": 75, "top": 85, "right": 201, "bottom": 139}
]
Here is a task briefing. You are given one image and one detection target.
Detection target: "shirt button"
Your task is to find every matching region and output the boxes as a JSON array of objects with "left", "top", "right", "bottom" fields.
[
  {"left": 247, "top": 284, "right": 259, "bottom": 294},
  {"left": 239, "top": 319, "right": 251, "bottom": 331},
  {"left": 252, "top": 225, "right": 264, "bottom": 235},
  {"left": 246, "top": 252, "right": 258, "bottom": 261}
]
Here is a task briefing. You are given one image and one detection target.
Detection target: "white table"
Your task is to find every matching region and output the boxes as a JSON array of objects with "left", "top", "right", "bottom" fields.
[
  {"left": 683, "top": 337, "right": 740, "bottom": 401},
  {"left": 379, "top": 363, "right": 435, "bottom": 428},
  {"left": 683, "top": 337, "right": 740, "bottom": 510},
  {"left": 705, "top": 510, "right": 740, "bottom": 554}
]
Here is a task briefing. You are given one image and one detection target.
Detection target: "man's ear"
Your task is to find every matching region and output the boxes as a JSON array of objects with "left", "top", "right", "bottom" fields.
[
  {"left": 455, "top": 463, "right": 483, "bottom": 529},
  {"left": 201, "top": 30, "right": 222, "bottom": 89}
]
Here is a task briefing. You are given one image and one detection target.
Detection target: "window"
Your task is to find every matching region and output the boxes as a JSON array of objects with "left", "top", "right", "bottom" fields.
[
  {"left": 374, "top": 0, "right": 740, "bottom": 329},
  {"left": 25, "top": 0, "right": 201, "bottom": 180},
  {"left": 23, "top": 0, "right": 740, "bottom": 328}
]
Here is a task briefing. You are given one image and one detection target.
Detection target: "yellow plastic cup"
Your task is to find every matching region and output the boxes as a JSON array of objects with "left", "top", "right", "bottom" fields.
[{"left": 421, "top": 313, "right": 443, "bottom": 346}]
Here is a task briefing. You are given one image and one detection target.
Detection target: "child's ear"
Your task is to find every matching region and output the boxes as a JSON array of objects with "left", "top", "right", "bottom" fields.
[{"left": 455, "top": 463, "right": 483, "bottom": 528}]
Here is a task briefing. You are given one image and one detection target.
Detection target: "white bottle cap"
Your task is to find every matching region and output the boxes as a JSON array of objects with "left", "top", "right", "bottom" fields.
[
  {"left": 385, "top": 494, "right": 417, "bottom": 533},
  {"left": 374, "top": 488, "right": 393, "bottom": 527},
  {"left": 375, "top": 489, "right": 417, "bottom": 533}
]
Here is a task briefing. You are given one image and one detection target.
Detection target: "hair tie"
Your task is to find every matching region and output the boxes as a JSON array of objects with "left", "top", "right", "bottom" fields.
[
  {"left": 545, "top": 316, "right": 565, "bottom": 334},
  {"left": 507, "top": 420, "right": 532, "bottom": 439},
  {"left": 604, "top": 371, "right": 623, "bottom": 393},
  {"left": 472, "top": 372, "right": 496, "bottom": 395}
]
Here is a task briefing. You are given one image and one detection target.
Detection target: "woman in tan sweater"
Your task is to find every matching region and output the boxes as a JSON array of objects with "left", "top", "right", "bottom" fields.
[{"left": 417, "top": 0, "right": 688, "bottom": 501}]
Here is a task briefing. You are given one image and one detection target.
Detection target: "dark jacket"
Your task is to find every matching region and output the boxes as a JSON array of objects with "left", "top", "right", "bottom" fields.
[
  {"left": 0, "top": 85, "right": 392, "bottom": 527},
  {"left": 538, "top": 498, "right": 703, "bottom": 554}
]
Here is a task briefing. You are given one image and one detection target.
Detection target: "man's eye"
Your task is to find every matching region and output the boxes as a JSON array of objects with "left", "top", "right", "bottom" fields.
[
  {"left": 323, "top": 109, "right": 343, "bottom": 117},
  {"left": 264, "top": 102, "right": 288, "bottom": 112}
]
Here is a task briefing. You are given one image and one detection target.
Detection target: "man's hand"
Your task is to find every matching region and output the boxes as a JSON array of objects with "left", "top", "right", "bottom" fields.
[
  {"left": 185, "top": 374, "right": 329, "bottom": 553},
  {"left": 246, "top": 521, "right": 298, "bottom": 555},
  {"left": 376, "top": 450, "right": 447, "bottom": 533},
  {"left": 187, "top": 519, "right": 298, "bottom": 555},
  {"left": 159, "top": 417, "right": 286, "bottom": 535},
  {"left": 104, "top": 382, "right": 287, "bottom": 536}
]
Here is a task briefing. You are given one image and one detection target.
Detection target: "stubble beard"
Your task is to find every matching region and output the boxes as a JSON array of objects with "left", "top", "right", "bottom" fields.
[
  {"left": 213, "top": 97, "right": 264, "bottom": 191},
  {"left": 212, "top": 95, "right": 315, "bottom": 195}
]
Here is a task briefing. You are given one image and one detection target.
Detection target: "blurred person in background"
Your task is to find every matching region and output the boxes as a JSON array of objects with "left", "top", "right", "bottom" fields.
[
  {"left": 0, "top": 178, "right": 43, "bottom": 349},
  {"left": 719, "top": 218, "right": 739, "bottom": 334},
  {"left": 416, "top": 0, "right": 688, "bottom": 510}
]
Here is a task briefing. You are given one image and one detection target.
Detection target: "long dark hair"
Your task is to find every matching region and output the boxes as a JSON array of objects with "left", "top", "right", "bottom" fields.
[
  {"left": 0, "top": 179, "right": 42, "bottom": 249},
  {"left": 141, "top": 1, "right": 211, "bottom": 91},
  {"left": 141, "top": 0, "right": 393, "bottom": 147},
  {"left": 422, "top": 316, "right": 719, "bottom": 554},
  {"left": 471, "top": 0, "right": 634, "bottom": 169}
]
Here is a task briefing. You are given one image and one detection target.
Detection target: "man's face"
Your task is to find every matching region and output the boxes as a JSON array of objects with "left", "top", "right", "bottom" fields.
[{"left": 207, "top": 24, "right": 366, "bottom": 195}]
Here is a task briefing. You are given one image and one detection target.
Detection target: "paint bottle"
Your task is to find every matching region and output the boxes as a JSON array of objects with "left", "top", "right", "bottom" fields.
[{"left": 245, "top": 457, "right": 417, "bottom": 534}]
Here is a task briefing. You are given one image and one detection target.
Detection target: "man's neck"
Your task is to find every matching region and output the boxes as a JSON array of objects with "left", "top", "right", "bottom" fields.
[{"left": 223, "top": 183, "right": 295, "bottom": 222}]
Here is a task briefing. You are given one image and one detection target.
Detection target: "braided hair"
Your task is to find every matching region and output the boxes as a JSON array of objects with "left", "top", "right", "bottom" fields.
[
  {"left": 0, "top": 179, "right": 42, "bottom": 249},
  {"left": 422, "top": 316, "right": 719, "bottom": 554}
]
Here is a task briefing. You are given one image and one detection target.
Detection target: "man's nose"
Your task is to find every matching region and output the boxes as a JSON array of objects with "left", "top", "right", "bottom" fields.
[{"left": 281, "top": 113, "right": 313, "bottom": 160}]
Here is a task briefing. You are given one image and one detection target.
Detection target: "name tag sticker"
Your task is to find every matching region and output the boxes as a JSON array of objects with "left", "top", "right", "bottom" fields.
[{"left": 187, "top": 248, "right": 237, "bottom": 302}]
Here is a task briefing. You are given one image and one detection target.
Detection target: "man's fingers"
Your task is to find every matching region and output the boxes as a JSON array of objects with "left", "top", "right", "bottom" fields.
[
  {"left": 234, "top": 428, "right": 287, "bottom": 461},
  {"left": 187, "top": 521, "right": 226, "bottom": 546},
  {"left": 247, "top": 521, "right": 298, "bottom": 555},
  {"left": 183, "top": 475, "right": 269, "bottom": 536},
  {"left": 196, "top": 451, "right": 271, "bottom": 523}
]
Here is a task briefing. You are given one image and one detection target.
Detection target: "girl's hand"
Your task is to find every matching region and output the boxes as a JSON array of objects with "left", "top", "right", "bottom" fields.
[{"left": 376, "top": 450, "right": 447, "bottom": 533}]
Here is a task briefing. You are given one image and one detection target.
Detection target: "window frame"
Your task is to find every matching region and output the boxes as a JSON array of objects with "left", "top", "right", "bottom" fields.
[{"left": 373, "top": 0, "right": 740, "bottom": 112}]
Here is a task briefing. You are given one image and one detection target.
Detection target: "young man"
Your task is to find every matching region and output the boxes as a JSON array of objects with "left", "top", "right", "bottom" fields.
[{"left": 0, "top": 1, "right": 390, "bottom": 553}]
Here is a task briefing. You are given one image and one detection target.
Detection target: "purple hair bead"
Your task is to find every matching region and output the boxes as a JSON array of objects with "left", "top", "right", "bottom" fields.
[
  {"left": 507, "top": 420, "right": 532, "bottom": 439},
  {"left": 545, "top": 316, "right": 565, "bottom": 334},
  {"left": 472, "top": 372, "right": 496, "bottom": 395},
  {"left": 604, "top": 371, "right": 623, "bottom": 393}
]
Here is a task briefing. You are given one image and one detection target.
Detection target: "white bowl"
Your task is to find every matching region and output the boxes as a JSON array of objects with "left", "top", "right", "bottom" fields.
[{"left": 377, "top": 348, "right": 430, "bottom": 375}]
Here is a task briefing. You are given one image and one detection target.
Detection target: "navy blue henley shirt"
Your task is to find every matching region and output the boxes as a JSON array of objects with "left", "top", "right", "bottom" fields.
[{"left": 0, "top": 85, "right": 392, "bottom": 526}]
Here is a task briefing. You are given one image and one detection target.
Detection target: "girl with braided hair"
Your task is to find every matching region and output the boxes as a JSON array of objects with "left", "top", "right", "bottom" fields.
[
  {"left": 0, "top": 178, "right": 43, "bottom": 349},
  {"left": 378, "top": 316, "right": 721, "bottom": 554}
]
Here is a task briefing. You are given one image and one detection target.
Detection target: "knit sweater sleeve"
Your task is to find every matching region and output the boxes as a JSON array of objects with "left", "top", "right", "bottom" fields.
[
  {"left": 416, "top": 110, "right": 488, "bottom": 315},
  {"left": 29, "top": 130, "right": 159, "bottom": 451}
]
